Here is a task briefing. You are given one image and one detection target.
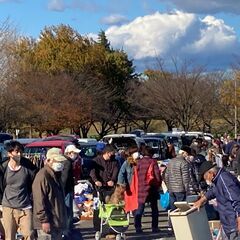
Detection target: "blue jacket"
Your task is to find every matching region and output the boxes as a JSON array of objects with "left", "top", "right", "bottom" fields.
[
  {"left": 205, "top": 168, "right": 240, "bottom": 236},
  {"left": 117, "top": 161, "right": 134, "bottom": 187}
]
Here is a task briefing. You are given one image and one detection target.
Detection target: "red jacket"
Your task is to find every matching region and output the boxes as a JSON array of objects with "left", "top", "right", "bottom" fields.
[{"left": 137, "top": 156, "right": 161, "bottom": 204}]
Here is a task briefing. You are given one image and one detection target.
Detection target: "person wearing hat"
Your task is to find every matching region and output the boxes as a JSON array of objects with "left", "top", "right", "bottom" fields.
[
  {"left": 32, "top": 148, "right": 67, "bottom": 240},
  {"left": 194, "top": 161, "right": 240, "bottom": 239},
  {"left": 62, "top": 144, "right": 81, "bottom": 236}
]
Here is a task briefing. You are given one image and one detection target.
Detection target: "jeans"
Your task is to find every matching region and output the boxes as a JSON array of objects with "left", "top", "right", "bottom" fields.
[
  {"left": 169, "top": 192, "right": 186, "bottom": 211},
  {"left": 65, "top": 192, "right": 74, "bottom": 232},
  {"left": 134, "top": 199, "right": 159, "bottom": 231}
]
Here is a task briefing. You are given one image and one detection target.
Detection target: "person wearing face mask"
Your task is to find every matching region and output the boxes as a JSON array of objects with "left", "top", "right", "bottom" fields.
[
  {"left": 0, "top": 140, "right": 37, "bottom": 240},
  {"left": 181, "top": 146, "right": 200, "bottom": 195},
  {"left": 32, "top": 148, "right": 67, "bottom": 240},
  {"left": 194, "top": 161, "right": 240, "bottom": 240},
  {"left": 62, "top": 144, "right": 81, "bottom": 236},
  {"left": 90, "top": 144, "right": 119, "bottom": 233},
  {"left": 117, "top": 147, "right": 140, "bottom": 189}
]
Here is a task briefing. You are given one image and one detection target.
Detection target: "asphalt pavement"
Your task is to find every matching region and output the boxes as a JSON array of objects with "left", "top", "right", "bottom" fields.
[{"left": 74, "top": 207, "right": 176, "bottom": 240}]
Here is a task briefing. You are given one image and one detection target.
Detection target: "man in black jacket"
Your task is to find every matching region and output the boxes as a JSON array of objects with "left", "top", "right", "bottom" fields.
[
  {"left": 0, "top": 141, "right": 37, "bottom": 240},
  {"left": 90, "top": 144, "right": 119, "bottom": 232}
]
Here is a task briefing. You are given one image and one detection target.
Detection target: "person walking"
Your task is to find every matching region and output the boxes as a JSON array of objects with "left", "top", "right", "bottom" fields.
[
  {"left": 134, "top": 146, "right": 161, "bottom": 233},
  {"left": 32, "top": 148, "right": 67, "bottom": 240},
  {"left": 194, "top": 161, "right": 240, "bottom": 240},
  {"left": 0, "top": 141, "right": 37, "bottom": 240}
]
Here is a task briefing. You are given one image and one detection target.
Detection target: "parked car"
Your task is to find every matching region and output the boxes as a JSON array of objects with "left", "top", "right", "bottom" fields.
[
  {"left": 102, "top": 134, "right": 145, "bottom": 150},
  {"left": 143, "top": 132, "right": 183, "bottom": 153},
  {"left": 79, "top": 141, "right": 98, "bottom": 179},
  {"left": 0, "top": 133, "right": 13, "bottom": 161},
  {"left": 1, "top": 138, "right": 40, "bottom": 161},
  {"left": 142, "top": 136, "right": 167, "bottom": 160},
  {"left": 24, "top": 140, "right": 73, "bottom": 168},
  {"left": 42, "top": 134, "right": 80, "bottom": 147},
  {"left": 0, "top": 133, "right": 13, "bottom": 143}
]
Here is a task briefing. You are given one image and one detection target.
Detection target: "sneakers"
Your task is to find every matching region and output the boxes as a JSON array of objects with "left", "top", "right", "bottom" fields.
[{"left": 72, "top": 217, "right": 81, "bottom": 225}]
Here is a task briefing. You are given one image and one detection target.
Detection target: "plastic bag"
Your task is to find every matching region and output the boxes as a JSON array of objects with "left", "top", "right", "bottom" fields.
[{"left": 160, "top": 191, "right": 170, "bottom": 209}]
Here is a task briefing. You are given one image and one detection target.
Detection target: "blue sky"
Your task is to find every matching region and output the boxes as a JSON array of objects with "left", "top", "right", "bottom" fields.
[{"left": 1, "top": 0, "right": 240, "bottom": 72}]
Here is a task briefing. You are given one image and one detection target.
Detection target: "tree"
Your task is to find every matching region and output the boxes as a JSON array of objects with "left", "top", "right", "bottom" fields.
[
  {"left": 141, "top": 59, "right": 218, "bottom": 131},
  {"left": 14, "top": 72, "right": 91, "bottom": 136},
  {"left": 217, "top": 71, "right": 240, "bottom": 132},
  {"left": 0, "top": 19, "right": 20, "bottom": 132}
]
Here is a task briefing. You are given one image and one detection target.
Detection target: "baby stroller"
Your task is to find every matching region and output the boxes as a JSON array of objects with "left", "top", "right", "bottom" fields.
[{"left": 95, "top": 190, "right": 129, "bottom": 240}]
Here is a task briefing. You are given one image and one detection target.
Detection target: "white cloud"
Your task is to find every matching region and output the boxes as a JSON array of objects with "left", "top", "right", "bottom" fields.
[
  {"left": 48, "top": 0, "right": 65, "bottom": 11},
  {"left": 104, "top": 11, "right": 239, "bottom": 70},
  {"left": 106, "top": 11, "right": 197, "bottom": 59},
  {"left": 159, "top": 0, "right": 240, "bottom": 14},
  {"left": 100, "top": 14, "right": 128, "bottom": 26}
]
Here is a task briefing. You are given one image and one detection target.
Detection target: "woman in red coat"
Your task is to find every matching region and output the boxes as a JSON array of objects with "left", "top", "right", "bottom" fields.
[{"left": 134, "top": 146, "right": 162, "bottom": 233}]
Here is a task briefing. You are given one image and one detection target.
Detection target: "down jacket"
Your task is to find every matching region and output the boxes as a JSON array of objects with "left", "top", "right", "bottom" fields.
[{"left": 165, "top": 155, "right": 190, "bottom": 193}]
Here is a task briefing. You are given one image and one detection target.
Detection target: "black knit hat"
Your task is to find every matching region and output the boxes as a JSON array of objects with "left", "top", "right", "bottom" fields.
[
  {"left": 180, "top": 145, "right": 192, "bottom": 155},
  {"left": 199, "top": 161, "right": 217, "bottom": 176}
]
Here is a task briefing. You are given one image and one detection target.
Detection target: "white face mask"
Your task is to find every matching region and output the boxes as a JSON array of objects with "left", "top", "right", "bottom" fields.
[
  {"left": 69, "top": 153, "right": 78, "bottom": 161},
  {"left": 206, "top": 180, "right": 212, "bottom": 186},
  {"left": 52, "top": 162, "right": 64, "bottom": 172},
  {"left": 132, "top": 152, "right": 140, "bottom": 160}
]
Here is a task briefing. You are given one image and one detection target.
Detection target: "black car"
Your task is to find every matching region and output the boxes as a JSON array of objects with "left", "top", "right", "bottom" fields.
[
  {"left": 79, "top": 142, "right": 97, "bottom": 179},
  {"left": 142, "top": 136, "right": 167, "bottom": 160}
]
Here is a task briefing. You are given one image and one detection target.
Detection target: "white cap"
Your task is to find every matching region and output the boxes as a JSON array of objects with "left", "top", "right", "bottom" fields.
[{"left": 64, "top": 145, "right": 81, "bottom": 154}]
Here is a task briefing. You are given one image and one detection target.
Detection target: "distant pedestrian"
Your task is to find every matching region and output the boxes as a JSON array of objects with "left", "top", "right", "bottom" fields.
[
  {"left": 32, "top": 148, "right": 67, "bottom": 240},
  {"left": 0, "top": 141, "right": 37, "bottom": 240}
]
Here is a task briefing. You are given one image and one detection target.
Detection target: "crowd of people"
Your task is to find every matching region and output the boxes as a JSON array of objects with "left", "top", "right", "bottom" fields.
[{"left": 0, "top": 134, "right": 240, "bottom": 240}]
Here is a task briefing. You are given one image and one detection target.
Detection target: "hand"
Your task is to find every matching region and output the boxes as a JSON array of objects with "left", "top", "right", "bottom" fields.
[
  {"left": 107, "top": 181, "right": 114, "bottom": 187},
  {"left": 193, "top": 200, "right": 202, "bottom": 211},
  {"left": 193, "top": 196, "right": 207, "bottom": 211},
  {"left": 237, "top": 217, "right": 240, "bottom": 233},
  {"left": 95, "top": 181, "right": 102, "bottom": 187},
  {"left": 42, "top": 223, "right": 51, "bottom": 233}
]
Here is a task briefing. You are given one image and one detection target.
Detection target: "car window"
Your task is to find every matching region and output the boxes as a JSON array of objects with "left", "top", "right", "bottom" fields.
[
  {"left": 23, "top": 146, "right": 61, "bottom": 168},
  {"left": 80, "top": 145, "right": 97, "bottom": 158}
]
